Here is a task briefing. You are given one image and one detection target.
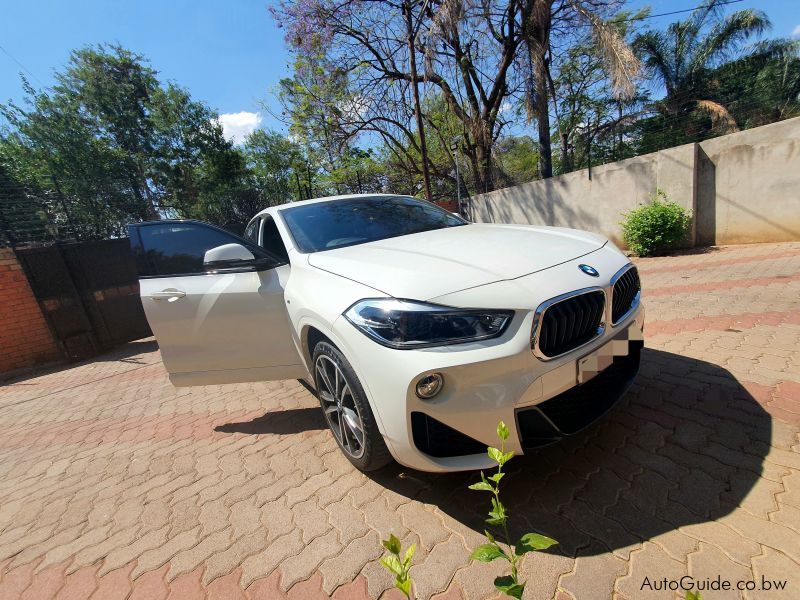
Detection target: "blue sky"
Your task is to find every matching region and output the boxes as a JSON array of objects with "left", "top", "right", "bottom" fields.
[{"left": 1, "top": 0, "right": 798, "bottom": 143}]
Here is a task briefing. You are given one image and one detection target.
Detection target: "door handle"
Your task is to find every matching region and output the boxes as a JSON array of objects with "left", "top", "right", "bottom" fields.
[{"left": 150, "top": 290, "right": 186, "bottom": 301}]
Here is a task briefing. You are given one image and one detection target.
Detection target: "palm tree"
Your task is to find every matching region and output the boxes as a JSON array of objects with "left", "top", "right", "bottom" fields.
[
  {"left": 520, "top": 0, "right": 641, "bottom": 178},
  {"left": 634, "top": 0, "right": 770, "bottom": 132}
]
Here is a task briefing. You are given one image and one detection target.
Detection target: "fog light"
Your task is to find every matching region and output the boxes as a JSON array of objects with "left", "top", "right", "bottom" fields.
[{"left": 415, "top": 373, "right": 443, "bottom": 399}]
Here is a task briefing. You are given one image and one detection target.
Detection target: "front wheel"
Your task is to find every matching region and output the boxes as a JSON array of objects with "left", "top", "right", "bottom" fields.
[{"left": 312, "top": 341, "right": 393, "bottom": 472}]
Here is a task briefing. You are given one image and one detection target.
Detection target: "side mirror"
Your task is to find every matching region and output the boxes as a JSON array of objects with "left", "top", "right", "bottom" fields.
[{"left": 204, "top": 243, "right": 256, "bottom": 269}]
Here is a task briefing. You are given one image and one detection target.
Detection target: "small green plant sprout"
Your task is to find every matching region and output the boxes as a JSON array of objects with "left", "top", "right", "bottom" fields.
[
  {"left": 468, "top": 421, "right": 558, "bottom": 599},
  {"left": 380, "top": 533, "right": 416, "bottom": 599},
  {"left": 685, "top": 591, "right": 702, "bottom": 600}
]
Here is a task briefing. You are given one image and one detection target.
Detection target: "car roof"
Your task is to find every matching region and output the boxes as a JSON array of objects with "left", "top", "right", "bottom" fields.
[{"left": 251, "top": 193, "right": 413, "bottom": 221}]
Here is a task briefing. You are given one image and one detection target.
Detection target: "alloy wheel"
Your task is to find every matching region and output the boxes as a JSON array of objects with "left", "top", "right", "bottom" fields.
[{"left": 315, "top": 354, "right": 366, "bottom": 459}]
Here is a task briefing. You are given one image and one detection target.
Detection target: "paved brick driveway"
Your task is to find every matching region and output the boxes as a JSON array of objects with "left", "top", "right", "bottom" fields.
[{"left": 1, "top": 242, "right": 799, "bottom": 600}]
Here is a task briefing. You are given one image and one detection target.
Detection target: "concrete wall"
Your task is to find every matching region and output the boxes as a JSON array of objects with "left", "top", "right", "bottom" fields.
[
  {"left": 697, "top": 119, "right": 800, "bottom": 245},
  {"left": 0, "top": 248, "right": 61, "bottom": 376},
  {"left": 473, "top": 116, "right": 800, "bottom": 247}
]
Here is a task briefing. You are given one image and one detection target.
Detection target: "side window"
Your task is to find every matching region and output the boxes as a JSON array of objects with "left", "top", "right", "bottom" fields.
[
  {"left": 261, "top": 217, "right": 290, "bottom": 263},
  {"left": 244, "top": 218, "right": 260, "bottom": 243},
  {"left": 132, "top": 222, "right": 268, "bottom": 277}
]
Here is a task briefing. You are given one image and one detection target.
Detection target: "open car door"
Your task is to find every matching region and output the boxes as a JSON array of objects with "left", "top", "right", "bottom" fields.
[{"left": 129, "top": 220, "right": 307, "bottom": 387}]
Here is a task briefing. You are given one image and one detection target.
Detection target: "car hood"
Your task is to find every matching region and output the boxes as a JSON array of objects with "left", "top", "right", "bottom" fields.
[{"left": 307, "top": 223, "right": 606, "bottom": 300}]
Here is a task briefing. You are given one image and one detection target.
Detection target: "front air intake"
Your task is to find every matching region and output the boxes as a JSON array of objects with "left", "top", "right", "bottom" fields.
[{"left": 410, "top": 412, "right": 485, "bottom": 458}]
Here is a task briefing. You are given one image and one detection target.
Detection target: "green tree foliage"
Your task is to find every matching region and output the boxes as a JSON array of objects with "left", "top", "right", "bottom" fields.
[
  {"left": 3, "top": 0, "right": 797, "bottom": 245},
  {"left": 0, "top": 44, "right": 256, "bottom": 240},
  {"left": 548, "top": 10, "right": 648, "bottom": 175},
  {"left": 520, "top": 0, "right": 641, "bottom": 178},
  {"left": 242, "top": 129, "right": 307, "bottom": 204},
  {"left": 271, "top": 0, "right": 522, "bottom": 194},
  {"left": 549, "top": 1, "right": 795, "bottom": 173},
  {"left": 495, "top": 136, "right": 540, "bottom": 185},
  {"left": 712, "top": 39, "right": 800, "bottom": 128},
  {"left": 325, "top": 147, "right": 386, "bottom": 196},
  {"left": 633, "top": 0, "right": 772, "bottom": 152}
]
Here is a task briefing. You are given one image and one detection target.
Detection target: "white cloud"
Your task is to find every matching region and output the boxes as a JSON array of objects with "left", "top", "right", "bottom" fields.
[
  {"left": 793, "top": 24, "right": 800, "bottom": 37},
  {"left": 216, "top": 111, "right": 262, "bottom": 145},
  {"left": 338, "top": 94, "right": 371, "bottom": 121}
]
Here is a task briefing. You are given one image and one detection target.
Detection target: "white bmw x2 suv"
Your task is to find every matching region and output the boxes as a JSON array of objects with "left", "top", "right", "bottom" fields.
[{"left": 130, "top": 194, "right": 644, "bottom": 473}]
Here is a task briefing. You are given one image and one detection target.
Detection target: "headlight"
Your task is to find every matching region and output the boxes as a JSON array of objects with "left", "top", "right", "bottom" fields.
[{"left": 344, "top": 299, "right": 513, "bottom": 349}]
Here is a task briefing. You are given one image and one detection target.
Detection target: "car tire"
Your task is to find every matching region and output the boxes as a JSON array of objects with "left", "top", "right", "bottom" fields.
[{"left": 312, "top": 341, "right": 393, "bottom": 472}]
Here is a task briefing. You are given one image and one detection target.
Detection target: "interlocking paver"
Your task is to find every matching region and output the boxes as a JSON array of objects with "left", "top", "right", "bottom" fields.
[
  {"left": 687, "top": 543, "right": 752, "bottom": 600},
  {"left": 239, "top": 529, "right": 303, "bottom": 588},
  {"left": 319, "top": 531, "right": 383, "bottom": 594},
  {"left": 326, "top": 496, "right": 370, "bottom": 546},
  {"left": 280, "top": 529, "right": 342, "bottom": 590},
  {"left": 749, "top": 547, "right": 797, "bottom": 600},
  {"left": 0, "top": 242, "right": 798, "bottom": 598},
  {"left": 561, "top": 543, "right": 630, "bottom": 600}
]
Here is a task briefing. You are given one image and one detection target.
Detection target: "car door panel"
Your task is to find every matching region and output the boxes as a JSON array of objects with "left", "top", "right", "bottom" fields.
[{"left": 131, "top": 221, "right": 305, "bottom": 386}]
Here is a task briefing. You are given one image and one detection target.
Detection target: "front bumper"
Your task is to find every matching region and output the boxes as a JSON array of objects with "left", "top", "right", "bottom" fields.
[{"left": 332, "top": 300, "right": 645, "bottom": 473}]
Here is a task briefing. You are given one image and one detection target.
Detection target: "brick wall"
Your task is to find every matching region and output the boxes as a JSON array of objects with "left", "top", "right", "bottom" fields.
[
  {"left": 436, "top": 199, "right": 460, "bottom": 213},
  {"left": 0, "top": 248, "right": 62, "bottom": 374}
]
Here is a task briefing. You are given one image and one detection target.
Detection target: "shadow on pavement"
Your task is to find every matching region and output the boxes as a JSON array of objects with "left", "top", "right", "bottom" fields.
[
  {"left": 92, "top": 338, "right": 159, "bottom": 363},
  {"left": 371, "top": 348, "right": 771, "bottom": 558},
  {"left": 215, "top": 407, "right": 327, "bottom": 435}
]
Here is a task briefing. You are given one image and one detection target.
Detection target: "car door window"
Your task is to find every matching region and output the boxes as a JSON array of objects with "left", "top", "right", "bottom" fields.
[
  {"left": 260, "top": 216, "right": 290, "bottom": 263},
  {"left": 243, "top": 218, "right": 261, "bottom": 243},
  {"left": 131, "top": 222, "right": 274, "bottom": 277}
]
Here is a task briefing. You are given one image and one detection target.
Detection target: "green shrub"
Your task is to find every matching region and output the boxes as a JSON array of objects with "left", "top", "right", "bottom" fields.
[{"left": 621, "top": 190, "right": 692, "bottom": 256}]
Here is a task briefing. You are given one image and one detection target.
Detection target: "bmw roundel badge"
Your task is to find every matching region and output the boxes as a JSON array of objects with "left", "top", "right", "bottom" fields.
[{"left": 579, "top": 264, "right": 599, "bottom": 277}]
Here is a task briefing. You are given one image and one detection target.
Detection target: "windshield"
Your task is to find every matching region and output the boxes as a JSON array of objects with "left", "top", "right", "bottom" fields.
[{"left": 280, "top": 196, "right": 468, "bottom": 253}]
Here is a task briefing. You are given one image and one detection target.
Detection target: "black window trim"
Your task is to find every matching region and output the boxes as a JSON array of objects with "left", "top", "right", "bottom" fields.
[
  {"left": 244, "top": 216, "right": 261, "bottom": 244},
  {"left": 259, "top": 213, "right": 292, "bottom": 264},
  {"left": 128, "top": 219, "right": 287, "bottom": 279}
]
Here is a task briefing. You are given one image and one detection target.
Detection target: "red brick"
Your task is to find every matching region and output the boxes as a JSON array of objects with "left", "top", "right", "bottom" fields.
[
  {"left": 129, "top": 565, "right": 169, "bottom": 600},
  {"left": 0, "top": 257, "right": 60, "bottom": 373},
  {"left": 0, "top": 562, "right": 38, "bottom": 599},
  {"left": 287, "top": 573, "right": 327, "bottom": 600},
  {"left": 21, "top": 561, "right": 67, "bottom": 600},
  {"left": 90, "top": 562, "right": 134, "bottom": 600},
  {"left": 207, "top": 569, "right": 246, "bottom": 600},
  {"left": 245, "top": 571, "right": 285, "bottom": 600},
  {"left": 55, "top": 564, "right": 98, "bottom": 600},
  {"left": 332, "top": 575, "right": 372, "bottom": 600},
  {"left": 167, "top": 567, "right": 204, "bottom": 599},
  {"left": 431, "top": 584, "right": 466, "bottom": 600}
]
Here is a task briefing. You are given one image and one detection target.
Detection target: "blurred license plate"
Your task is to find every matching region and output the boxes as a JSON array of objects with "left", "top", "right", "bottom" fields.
[{"left": 577, "top": 326, "right": 640, "bottom": 384}]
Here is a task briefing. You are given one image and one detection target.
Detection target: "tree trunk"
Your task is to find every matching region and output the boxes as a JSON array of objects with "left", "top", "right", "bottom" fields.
[
  {"left": 474, "top": 146, "right": 489, "bottom": 194},
  {"left": 467, "top": 121, "right": 495, "bottom": 194},
  {"left": 559, "top": 131, "right": 570, "bottom": 173},
  {"left": 524, "top": 0, "right": 553, "bottom": 179},
  {"left": 403, "top": 0, "right": 433, "bottom": 201},
  {"left": 535, "top": 64, "right": 552, "bottom": 179}
]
